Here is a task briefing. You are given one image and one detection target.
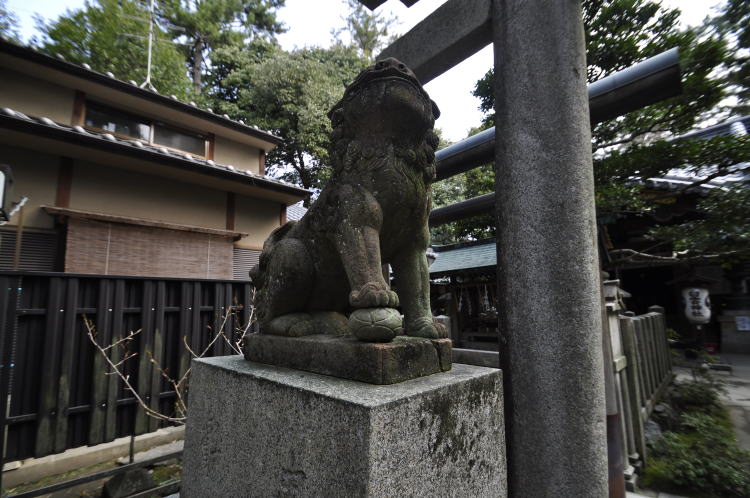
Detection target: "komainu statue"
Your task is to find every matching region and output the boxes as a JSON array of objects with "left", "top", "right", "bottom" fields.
[{"left": 249, "top": 58, "right": 446, "bottom": 343}]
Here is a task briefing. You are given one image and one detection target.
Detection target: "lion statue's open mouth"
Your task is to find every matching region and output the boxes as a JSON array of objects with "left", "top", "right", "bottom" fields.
[{"left": 249, "top": 58, "right": 445, "bottom": 343}]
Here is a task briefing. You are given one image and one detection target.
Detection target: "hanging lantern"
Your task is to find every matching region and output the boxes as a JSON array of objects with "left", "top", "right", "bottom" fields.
[{"left": 682, "top": 287, "right": 711, "bottom": 325}]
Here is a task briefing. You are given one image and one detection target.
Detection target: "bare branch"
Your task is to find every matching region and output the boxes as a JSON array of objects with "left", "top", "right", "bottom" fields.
[
  {"left": 608, "top": 247, "right": 750, "bottom": 268},
  {"left": 100, "top": 329, "right": 142, "bottom": 352},
  {"left": 86, "top": 292, "right": 256, "bottom": 426},
  {"left": 84, "top": 317, "right": 186, "bottom": 424}
]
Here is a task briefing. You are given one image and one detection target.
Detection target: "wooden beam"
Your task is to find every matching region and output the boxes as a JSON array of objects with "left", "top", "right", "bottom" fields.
[
  {"left": 71, "top": 91, "right": 86, "bottom": 126},
  {"left": 280, "top": 203, "right": 287, "bottom": 225},
  {"left": 207, "top": 133, "right": 215, "bottom": 160},
  {"left": 56, "top": 157, "right": 73, "bottom": 208},
  {"left": 378, "top": 0, "right": 492, "bottom": 84},
  {"left": 226, "top": 192, "right": 235, "bottom": 231},
  {"left": 259, "top": 150, "right": 266, "bottom": 176}
]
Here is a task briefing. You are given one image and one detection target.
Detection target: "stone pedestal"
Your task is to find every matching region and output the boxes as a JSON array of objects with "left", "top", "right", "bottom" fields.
[
  {"left": 182, "top": 356, "right": 506, "bottom": 498},
  {"left": 245, "top": 334, "right": 452, "bottom": 384}
]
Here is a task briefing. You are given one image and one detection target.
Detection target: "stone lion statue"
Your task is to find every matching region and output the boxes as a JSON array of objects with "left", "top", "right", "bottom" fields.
[{"left": 249, "top": 58, "right": 446, "bottom": 343}]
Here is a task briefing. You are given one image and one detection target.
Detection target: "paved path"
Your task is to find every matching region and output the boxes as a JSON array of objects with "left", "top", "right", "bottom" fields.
[
  {"left": 714, "top": 353, "right": 750, "bottom": 451},
  {"left": 675, "top": 353, "right": 750, "bottom": 451}
]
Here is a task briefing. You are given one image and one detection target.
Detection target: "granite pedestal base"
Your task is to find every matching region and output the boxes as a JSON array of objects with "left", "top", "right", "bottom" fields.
[
  {"left": 181, "top": 356, "right": 506, "bottom": 498},
  {"left": 245, "top": 333, "right": 452, "bottom": 384}
]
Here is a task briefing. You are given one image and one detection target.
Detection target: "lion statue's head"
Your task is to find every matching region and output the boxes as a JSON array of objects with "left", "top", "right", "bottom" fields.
[{"left": 328, "top": 58, "right": 441, "bottom": 181}]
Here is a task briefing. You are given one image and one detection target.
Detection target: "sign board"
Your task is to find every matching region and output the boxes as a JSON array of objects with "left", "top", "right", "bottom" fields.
[{"left": 736, "top": 316, "right": 750, "bottom": 332}]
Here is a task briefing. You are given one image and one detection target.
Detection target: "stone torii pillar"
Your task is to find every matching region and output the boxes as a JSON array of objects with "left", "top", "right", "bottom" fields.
[
  {"left": 380, "top": 0, "right": 608, "bottom": 495},
  {"left": 492, "top": 1, "right": 607, "bottom": 496}
]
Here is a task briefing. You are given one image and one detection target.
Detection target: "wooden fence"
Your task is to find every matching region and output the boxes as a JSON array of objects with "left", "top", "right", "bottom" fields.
[
  {"left": 0, "top": 271, "right": 253, "bottom": 464},
  {"left": 603, "top": 280, "right": 673, "bottom": 480}
]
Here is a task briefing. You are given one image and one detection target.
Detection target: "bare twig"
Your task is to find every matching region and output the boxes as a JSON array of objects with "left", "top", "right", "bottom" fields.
[
  {"left": 84, "top": 316, "right": 185, "bottom": 424},
  {"left": 609, "top": 247, "right": 750, "bottom": 268},
  {"left": 85, "top": 296, "right": 256, "bottom": 425}
]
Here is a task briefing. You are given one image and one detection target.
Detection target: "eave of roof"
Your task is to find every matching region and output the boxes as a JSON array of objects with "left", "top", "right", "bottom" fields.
[
  {"left": 43, "top": 205, "right": 249, "bottom": 240},
  {"left": 0, "top": 107, "right": 310, "bottom": 200},
  {"left": 0, "top": 37, "right": 282, "bottom": 146},
  {"left": 429, "top": 238, "right": 497, "bottom": 275}
]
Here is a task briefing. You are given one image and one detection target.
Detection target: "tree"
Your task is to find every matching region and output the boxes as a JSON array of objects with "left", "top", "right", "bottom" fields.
[
  {"left": 435, "top": 0, "right": 747, "bottom": 261},
  {"left": 0, "top": 0, "right": 20, "bottom": 42},
  {"left": 217, "top": 45, "right": 367, "bottom": 193},
  {"left": 332, "top": 0, "right": 395, "bottom": 63},
  {"left": 34, "top": 0, "right": 192, "bottom": 99},
  {"left": 714, "top": 0, "right": 750, "bottom": 114},
  {"left": 159, "top": 0, "right": 286, "bottom": 94}
]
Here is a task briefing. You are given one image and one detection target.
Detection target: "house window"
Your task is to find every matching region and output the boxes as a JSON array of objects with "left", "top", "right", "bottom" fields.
[
  {"left": 154, "top": 123, "right": 206, "bottom": 156},
  {"left": 85, "top": 104, "right": 150, "bottom": 141},
  {"left": 84, "top": 102, "right": 208, "bottom": 157}
]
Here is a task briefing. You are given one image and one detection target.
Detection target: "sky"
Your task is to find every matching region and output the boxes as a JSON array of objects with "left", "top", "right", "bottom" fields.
[{"left": 6, "top": 0, "right": 724, "bottom": 142}]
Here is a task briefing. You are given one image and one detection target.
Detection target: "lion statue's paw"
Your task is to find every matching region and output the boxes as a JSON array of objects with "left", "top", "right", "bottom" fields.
[
  {"left": 349, "top": 281, "right": 400, "bottom": 308},
  {"left": 406, "top": 317, "right": 448, "bottom": 339}
]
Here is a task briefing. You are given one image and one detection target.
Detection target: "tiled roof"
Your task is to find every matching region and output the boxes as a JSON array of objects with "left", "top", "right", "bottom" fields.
[
  {"left": 429, "top": 238, "right": 497, "bottom": 275},
  {"left": 645, "top": 115, "right": 749, "bottom": 194},
  {"left": 286, "top": 201, "right": 308, "bottom": 221},
  {"left": 0, "top": 106, "right": 309, "bottom": 197},
  {"left": 0, "top": 37, "right": 282, "bottom": 145}
]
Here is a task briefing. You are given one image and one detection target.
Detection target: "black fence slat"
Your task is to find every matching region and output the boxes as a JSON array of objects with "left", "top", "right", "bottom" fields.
[
  {"left": 148, "top": 282, "right": 166, "bottom": 433},
  {"left": 34, "top": 277, "right": 64, "bottom": 457},
  {"left": 88, "top": 279, "right": 111, "bottom": 445},
  {"left": 213, "top": 282, "right": 224, "bottom": 356},
  {"left": 0, "top": 272, "right": 241, "bottom": 463},
  {"left": 104, "top": 279, "right": 125, "bottom": 443},
  {"left": 190, "top": 283, "right": 202, "bottom": 356},
  {"left": 177, "top": 282, "right": 192, "bottom": 385},
  {"left": 224, "top": 282, "right": 234, "bottom": 353},
  {"left": 0, "top": 275, "right": 13, "bottom": 470},
  {"left": 134, "top": 281, "right": 155, "bottom": 435},
  {"left": 53, "top": 278, "right": 78, "bottom": 453}
]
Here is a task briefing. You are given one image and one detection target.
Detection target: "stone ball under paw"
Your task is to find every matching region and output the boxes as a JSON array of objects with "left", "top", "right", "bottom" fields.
[{"left": 349, "top": 307, "right": 402, "bottom": 343}]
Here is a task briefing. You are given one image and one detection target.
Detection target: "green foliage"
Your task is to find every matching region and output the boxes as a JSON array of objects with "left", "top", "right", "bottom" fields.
[
  {"left": 443, "top": 0, "right": 746, "bottom": 253},
  {"left": 714, "top": 0, "right": 750, "bottom": 114},
  {"left": 643, "top": 412, "right": 750, "bottom": 498},
  {"left": 34, "top": 0, "right": 192, "bottom": 99},
  {"left": 430, "top": 125, "right": 497, "bottom": 244},
  {"left": 332, "top": 0, "right": 395, "bottom": 62},
  {"left": 0, "top": 0, "right": 20, "bottom": 42},
  {"left": 668, "top": 377, "right": 725, "bottom": 419},
  {"left": 158, "top": 0, "right": 286, "bottom": 94},
  {"left": 216, "top": 45, "right": 366, "bottom": 191},
  {"left": 649, "top": 186, "right": 750, "bottom": 255}
]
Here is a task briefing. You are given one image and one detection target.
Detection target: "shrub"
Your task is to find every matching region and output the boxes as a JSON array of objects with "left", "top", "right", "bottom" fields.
[
  {"left": 643, "top": 412, "right": 750, "bottom": 498},
  {"left": 668, "top": 377, "right": 725, "bottom": 418}
]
